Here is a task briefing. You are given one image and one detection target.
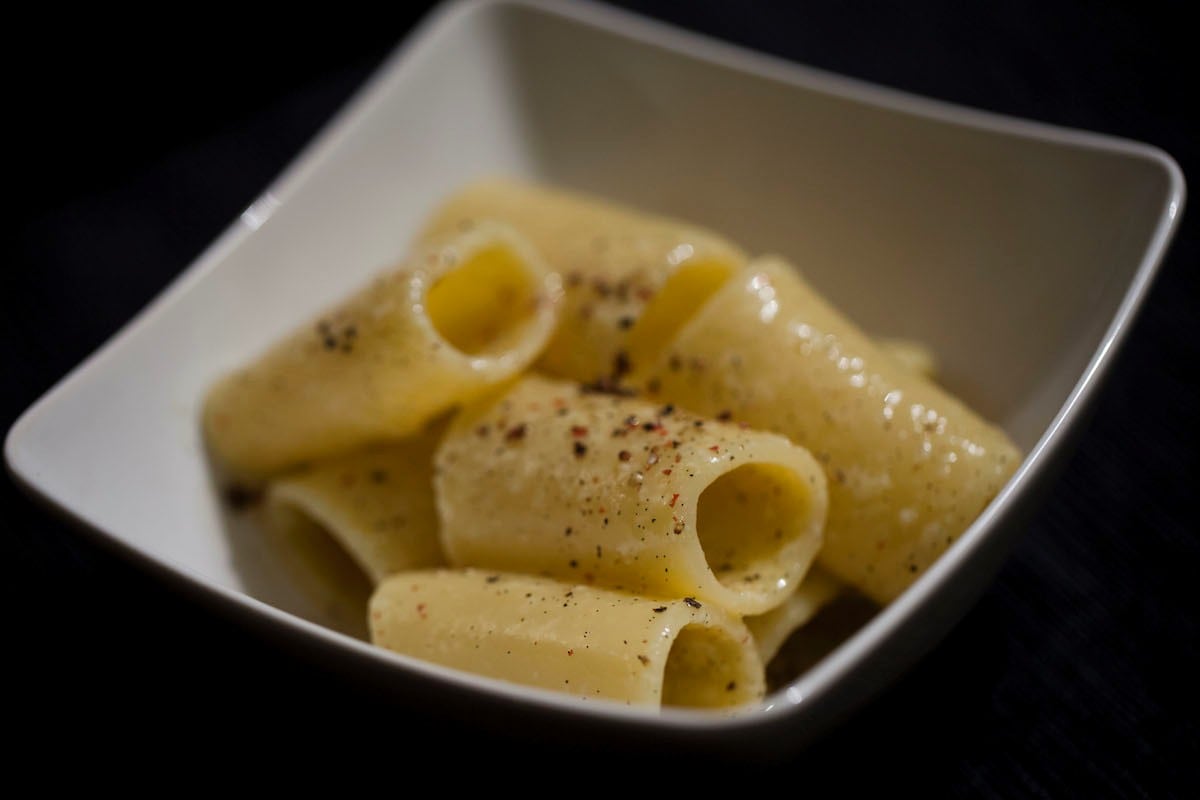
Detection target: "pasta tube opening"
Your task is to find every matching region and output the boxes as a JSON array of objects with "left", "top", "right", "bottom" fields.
[
  {"left": 696, "top": 463, "right": 818, "bottom": 601},
  {"left": 416, "top": 179, "right": 744, "bottom": 384},
  {"left": 424, "top": 242, "right": 548, "bottom": 359},
  {"left": 662, "top": 622, "right": 763, "bottom": 709},
  {"left": 263, "top": 438, "right": 444, "bottom": 586},
  {"left": 626, "top": 259, "right": 733, "bottom": 369},
  {"left": 435, "top": 375, "right": 826, "bottom": 616},
  {"left": 369, "top": 570, "right": 765, "bottom": 710},
  {"left": 645, "top": 259, "right": 1022, "bottom": 603},
  {"left": 203, "top": 222, "right": 560, "bottom": 479},
  {"left": 266, "top": 502, "right": 374, "bottom": 591},
  {"left": 260, "top": 501, "right": 374, "bottom": 638}
]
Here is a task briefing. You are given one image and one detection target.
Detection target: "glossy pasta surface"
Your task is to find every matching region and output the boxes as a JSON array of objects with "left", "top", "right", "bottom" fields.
[
  {"left": 435, "top": 375, "right": 827, "bottom": 616},
  {"left": 204, "top": 179, "right": 1023, "bottom": 711},
  {"left": 204, "top": 222, "right": 560, "bottom": 478},
  {"left": 419, "top": 179, "right": 745, "bottom": 383},
  {"left": 645, "top": 259, "right": 1021, "bottom": 603},
  {"left": 371, "top": 569, "right": 764, "bottom": 708}
]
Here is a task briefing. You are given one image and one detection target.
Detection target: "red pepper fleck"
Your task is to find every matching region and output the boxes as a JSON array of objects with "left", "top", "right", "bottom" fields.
[
  {"left": 416, "top": 603, "right": 427, "bottom": 619},
  {"left": 669, "top": 493, "right": 680, "bottom": 508},
  {"left": 716, "top": 410, "right": 733, "bottom": 421},
  {"left": 709, "top": 445, "right": 721, "bottom": 453},
  {"left": 505, "top": 424, "right": 528, "bottom": 442},
  {"left": 567, "top": 649, "right": 575, "bottom": 656},
  {"left": 570, "top": 425, "right": 589, "bottom": 437},
  {"left": 618, "top": 450, "right": 632, "bottom": 462},
  {"left": 662, "top": 469, "right": 672, "bottom": 475}
]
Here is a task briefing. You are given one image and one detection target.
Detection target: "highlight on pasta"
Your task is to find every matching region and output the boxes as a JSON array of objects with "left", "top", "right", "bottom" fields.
[
  {"left": 203, "top": 220, "right": 562, "bottom": 478},
  {"left": 370, "top": 569, "right": 765, "bottom": 709},
  {"left": 434, "top": 375, "right": 826, "bottom": 616},
  {"left": 640, "top": 259, "right": 1021, "bottom": 604},
  {"left": 203, "top": 177, "right": 1022, "bottom": 711}
]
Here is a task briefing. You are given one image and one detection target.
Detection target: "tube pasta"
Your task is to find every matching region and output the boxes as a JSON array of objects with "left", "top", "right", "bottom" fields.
[
  {"left": 434, "top": 375, "right": 827, "bottom": 616},
  {"left": 369, "top": 569, "right": 765, "bottom": 709},
  {"left": 204, "top": 179, "right": 1027, "bottom": 709},
  {"left": 417, "top": 178, "right": 745, "bottom": 383},
  {"left": 745, "top": 568, "right": 842, "bottom": 663},
  {"left": 643, "top": 258, "right": 1022, "bottom": 604},
  {"left": 203, "top": 222, "right": 562, "bottom": 478},
  {"left": 265, "top": 432, "right": 444, "bottom": 586}
]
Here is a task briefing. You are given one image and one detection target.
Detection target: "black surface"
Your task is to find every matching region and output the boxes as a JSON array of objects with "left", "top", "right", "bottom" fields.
[{"left": 6, "top": 0, "right": 1197, "bottom": 790}]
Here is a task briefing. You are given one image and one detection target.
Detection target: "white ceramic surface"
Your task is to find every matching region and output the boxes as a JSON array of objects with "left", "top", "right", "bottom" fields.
[{"left": 5, "top": 0, "right": 1183, "bottom": 751}]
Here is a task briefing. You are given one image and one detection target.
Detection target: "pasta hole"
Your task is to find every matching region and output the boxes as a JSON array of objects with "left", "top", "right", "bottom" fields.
[
  {"left": 425, "top": 243, "right": 541, "bottom": 357},
  {"left": 628, "top": 259, "right": 732, "bottom": 365},
  {"left": 662, "top": 623, "right": 758, "bottom": 708},
  {"left": 696, "top": 463, "right": 812, "bottom": 597},
  {"left": 264, "top": 502, "right": 373, "bottom": 639}
]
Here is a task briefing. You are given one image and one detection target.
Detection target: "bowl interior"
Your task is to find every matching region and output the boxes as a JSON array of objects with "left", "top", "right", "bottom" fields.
[{"left": 6, "top": 0, "right": 1179, "bottom": 723}]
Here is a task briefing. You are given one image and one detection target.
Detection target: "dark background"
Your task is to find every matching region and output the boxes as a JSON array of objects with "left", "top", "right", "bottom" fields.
[{"left": 6, "top": 0, "right": 1196, "bottom": 791}]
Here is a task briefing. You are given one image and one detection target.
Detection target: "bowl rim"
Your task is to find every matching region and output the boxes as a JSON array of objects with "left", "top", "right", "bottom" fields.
[{"left": 5, "top": 0, "right": 1186, "bottom": 734}]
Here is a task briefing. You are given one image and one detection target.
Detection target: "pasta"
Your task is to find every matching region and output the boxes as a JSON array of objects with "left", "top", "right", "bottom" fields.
[
  {"left": 203, "top": 221, "right": 561, "bottom": 478},
  {"left": 434, "top": 375, "right": 827, "bottom": 616},
  {"left": 418, "top": 179, "right": 745, "bottom": 383},
  {"left": 745, "top": 568, "right": 842, "bottom": 663},
  {"left": 641, "top": 258, "right": 1022, "bottom": 604},
  {"left": 370, "top": 569, "right": 764, "bottom": 708},
  {"left": 205, "top": 177, "right": 1022, "bottom": 711},
  {"left": 265, "top": 428, "right": 444, "bottom": 585}
]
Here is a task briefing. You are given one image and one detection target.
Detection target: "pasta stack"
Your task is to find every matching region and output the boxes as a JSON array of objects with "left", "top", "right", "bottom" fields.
[{"left": 203, "top": 179, "right": 1021, "bottom": 710}]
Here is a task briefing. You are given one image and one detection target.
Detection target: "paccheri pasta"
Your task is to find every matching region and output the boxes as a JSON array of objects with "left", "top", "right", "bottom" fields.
[
  {"left": 204, "top": 221, "right": 561, "bottom": 478},
  {"left": 639, "top": 260, "right": 1022, "bottom": 604},
  {"left": 205, "top": 178, "right": 1021, "bottom": 710},
  {"left": 370, "top": 570, "right": 764, "bottom": 709},
  {"left": 435, "top": 375, "right": 826, "bottom": 616}
]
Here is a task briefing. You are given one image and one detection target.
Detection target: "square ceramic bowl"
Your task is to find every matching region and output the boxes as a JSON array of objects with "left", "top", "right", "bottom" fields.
[{"left": 5, "top": 0, "right": 1182, "bottom": 753}]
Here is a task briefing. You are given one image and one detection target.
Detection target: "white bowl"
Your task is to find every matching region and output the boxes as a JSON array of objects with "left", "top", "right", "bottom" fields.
[{"left": 5, "top": 0, "right": 1183, "bottom": 753}]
